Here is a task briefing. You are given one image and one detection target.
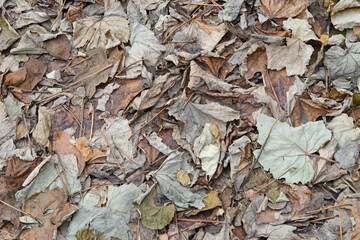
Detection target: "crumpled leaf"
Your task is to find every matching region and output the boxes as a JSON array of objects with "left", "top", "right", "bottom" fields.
[
  {"left": 267, "top": 189, "right": 289, "bottom": 203},
  {"left": 255, "top": 114, "right": 332, "bottom": 184},
  {"left": 150, "top": 151, "right": 206, "bottom": 209},
  {"left": 73, "top": 15, "right": 129, "bottom": 50},
  {"left": 326, "top": 113, "right": 360, "bottom": 148},
  {"left": 324, "top": 41, "right": 360, "bottom": 80},
  {"left": 11, "top": 32, "right": 71, "bottom": 59},
  {"left": 194, "top": 123, "right": 221, "bottom": 180},
  {"left": 334, "top": 141, "right": 359, "bottom": 171},
  {"left": 331, "top": 0, "right": 360, "bottom": 31},
  {"left": 132, "top": 72, "right": 177, "bottom": 111},
  {"left": 224, "top": 136, "right": 251, "bottom": 180},
  {"left": 282, "top": 18, "right": 319, "bottom": 41},
  {"left": 266, "top": 38, "right": 314, "bottom": 76},
  {"left": 21, "top": 188, "right": 77, "bottom": 240},
  {"left": 14, "top": 11, "right": 49, "bottom": 29},
  {"left": 134, "top": 184, "right": 175, "bottom": 230},
  {"left": 168, "top": 96, "right": 240, "bottom": 143},
  {"left": 125, "top": 20, "right": 165, "bottom": 69},
  {"left": 203, "top": 224, "right": 230, "bottom": 240},
  {"left": 218, "top": 0, "right": 244, "bottom": 22},
  {"left": 32, "top": 107, "right": 55, "bottom": 149},
  {"left": 0, "top": 17, "right": 20, "bottom": 51}
]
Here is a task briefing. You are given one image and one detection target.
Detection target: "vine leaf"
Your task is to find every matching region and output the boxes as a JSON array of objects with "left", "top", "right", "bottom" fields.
[{"left": 254, "top": 114, "right": 332, "bottom": 184}]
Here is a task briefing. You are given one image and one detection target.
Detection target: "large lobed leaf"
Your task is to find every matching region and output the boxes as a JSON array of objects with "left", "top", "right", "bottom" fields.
[{"left": 255, "top": 114, "right": 332, "bottom": 184}]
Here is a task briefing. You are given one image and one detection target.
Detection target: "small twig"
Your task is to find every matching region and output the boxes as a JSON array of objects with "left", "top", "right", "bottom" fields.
[
  {"left": 305, "top": 204, "right": 350, "bottom": 214},
  {"left": 55, "top": 164, "right": 71, "bottom": 197},
  {"left": 240, "top": 118, "right": 279, "bottom": 190},
  {"left": 325, "top": 69, "right": 329, "bottom": 92},
  {"left": 175, "top": 213, "right": 180, "bottom": 240},
  {"left": 338, "top": 207, "right": 343, "bottom": 240},
  {"left": 79, "top": 97, "right": 85, "bottom": 138},
  {"left": 115, "top": 145, "right": 144, "bottom": 169},
  {"left": 62, "top": 105, "right": 81, "bottom": 126},
  {"left": 181, "top": 92, "right": 195, "bottom": 110},
  {"left": 0, "top": 199, "right": 35, "bottom": 219},
  {"left": 51, "top": 0, "right": 66, "bottom": 29},
  {"left": 162, "top": 14, "right": 200, "bottom": 44},
  {"left": 128, "top": 107, "right": 166, "bottom": 140},
  {"left": 341, "top": 177, "right": 358, "bottom": 193},
  {"left": 310, "top": 215, "right": 336, "bottom": 222},
  {"left": 224, "top": 212, "right": 234, "bottom": 240},
  {"left": 169, "top": 38, "right": 197, "bottom": 43},
  {"left": 100, "top": 129, "right": 126, "bottom": 175},
  {"left": 56, "top": 152, "right": 72, "bottom": 198},
  {"left": 90, "top": 101, "right": 95, "bottom": 140},
  {"left": 307, "top": 153, "right": 338, "bottom": 163},
  {"left": 22, "top": 109, "right": 32, "bottom": 148},
  {"left": 177, "top": 218, "right": 225, "bottom": 224},
  {"left": 69, "top": 54, "right": 94, "bottom": 69},
  {"left": 181, "top": 2, "right": 224, "bottom": 6},
  {"left": 46, "top": 169, "right": 64, "bottom": 189},
  {"left": 66, "top": 63, "right": 113, "bottom": 89}
]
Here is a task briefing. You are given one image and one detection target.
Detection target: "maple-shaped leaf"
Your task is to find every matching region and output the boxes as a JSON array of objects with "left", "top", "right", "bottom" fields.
[{"left": 254, "top": 114, "right": 332, "bottom": 184}]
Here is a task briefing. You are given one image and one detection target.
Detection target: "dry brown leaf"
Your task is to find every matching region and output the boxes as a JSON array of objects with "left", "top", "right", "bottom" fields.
[
  {"left": 286, "top": 184, "right": 311, "bottom": 217},
  {"left": 43, "top": 34, "right": 71, "bottom": 60},
  {"left": 4, "top": 57, "right": 46, "bottom": 90},
  {"left": 195, "top": 56, "right": 236, "bottom": 80},
  {"left": 21, "top": 188, "right": 77, "bottom": 240},
  {"left": 32, "top": 106, "right": 55, "bottom": 149},
  {"left": 292, "top": 94, "right": 337, "bottom": 127},
  {"left": 75, "top": 137, "right": 93, "bottom": 174},
  {"left": 0, "top": 156, "right": 41, "bottom": 228},
  {"left": 260, "top": 0, "right": 308, "bottom": 21},
  {"left": 138, "top": 138, "right": 160, "bottom": 164}
]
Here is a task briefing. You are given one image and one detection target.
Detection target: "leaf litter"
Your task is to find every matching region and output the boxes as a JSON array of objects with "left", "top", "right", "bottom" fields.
[{"left": 1, "top": 0, "right": 360, "bottom": 239}]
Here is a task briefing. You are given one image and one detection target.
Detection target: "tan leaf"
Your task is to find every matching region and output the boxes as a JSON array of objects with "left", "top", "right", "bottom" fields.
[
  {"left": 260, "top": 0, "right": 308, "bottom": 20},
  {"left": 176, "top": 168, "right": 191, "bottom": 186}
]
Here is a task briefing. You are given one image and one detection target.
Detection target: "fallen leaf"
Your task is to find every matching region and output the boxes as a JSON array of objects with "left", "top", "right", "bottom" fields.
[
  {"left": 168, "top": 96, "right": 240, "bottom": 143},
  {"left": 266, "top": 38, "right": 314, "bottom": 76},
  {"left": 4, "top": 57, "right": 46, "bottom": 90},
  {"left": 176, "top": 168, "right": 191, "bottom": 186},
  {"left": 331, "top": 0, "right": 360, "bottom": 31},
  {"left": 73, "top": 15, "right": 129, "bottom": 50},
  {"left": 70, "top": 48, "right": 113, "bottom": 98},
  {"left": 32, "top": 107, "right": 55, "bottom": 149},
  {"left": 218, "top": 0, "right": 244, "bottom": 21},
  {"left": 326, "top": 113, "right": 360, "bottom": 148},
  {"left": 150, "top": 151, "right": 206, "bottom": 209},
  {"left": 324, "top": 41, "right": 360, "bottom": 80},
  {"left": 334, "top": 141, "right": 359, "bottom": 171},
  {"left": 0, "top": 101, "right": 15, "bottom": 144},
  {"left": 75, "top": 229, "right": 107, "bottom": 240},
  {"left": 134, "top": 184, "right": 175, "bottom": 230},
  {"left": 21, "top": 188, "right": 77, "bottom": 240},
  {"left": 195, "top": 56, "right": 235, "bottom": 80},
  {"left": 260, "top": 0, "right": 308, "bottom": 21},
  {"left": 194, "top": 123, "right": 221, "bottom": 180},
  {"left": 255, "top": 114, "right": 332, "bottom": 184},
  {"left": 283, "top": 18, "right": 319, "bottom": 41},
  {"left": 286, "top": 184, "right": 311, "bottom": 217},
  {"left": 75, "top": 137, "right": 93, "bottom": 174},
  {"left": 0, "top": 17, "right": 20, "bottom": 51}
]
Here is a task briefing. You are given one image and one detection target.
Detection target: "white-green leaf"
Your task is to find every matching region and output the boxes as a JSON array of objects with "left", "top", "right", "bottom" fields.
[
  {"left": 327, "top": 114, "right": 360, "bottom": 148},
  {"left": 255, "top": 114, "right": 332, "bottom": 184}
]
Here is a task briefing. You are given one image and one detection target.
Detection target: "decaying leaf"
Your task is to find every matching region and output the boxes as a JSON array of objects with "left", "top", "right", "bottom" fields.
[
  {"left": 75, "top": 229, "right": 107, "bottom": 240},
  {"left": 135, "top": 184, "right": 176, "bottom": 230},
  {"left": 73, "top": 15, "right": 129, "bottom": 50},
  {"left": 32, "top": 107, "right": 55, "bottom": 149},
  {"left": 283, "top": 18, "right": 319, "bottom": 41},
  {"left": 260, "top": 0, "right": 308, "bottom": 20},
  {"left": 21, "top": 188, "right": 77, "bottom": 240},
  {"left": 255, "top": 114, "right": 332, "bottom": 184}
]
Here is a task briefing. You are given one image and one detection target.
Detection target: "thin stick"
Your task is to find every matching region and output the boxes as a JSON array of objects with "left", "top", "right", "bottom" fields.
[
  {"left": 307, "top": 153, "right": 338, "bottom": 163},
  {"left": 240, "top": 118, "right": 279, "bottom": 190},
  {"left": 79, "top": 97, "right": 84, "bottom": 138},
  {"left": 51, "top": 0, "right": 66, "bottom": 29},
  {"left": 182, "top": 2, "right": 224, "bottom": 6},
  {"left": 325, "top": 69, "right": 328, "bottom": 92},
  {"left": 22, "top": 109, "right": 32, "bottom": 148},
  {"left": 66, "top": 63, "right": 113, "bottom": 89},
  {"left": 69, "top": 54, "right": 94, "bottom": 68},
  {"left": 115, "top": 145, "right": 144, "bottom": 169},
  {"left": 55, "top": 164, "right": 71, "bottom": 197},
  {"left": 177, "top": 218, "right": 225, "bottom": 224},
  {"left": 162, "top": 14, "right": 200, "bottom": 44},
  {"left": 224, "top": 212, "right": 234, "bottom": 240},
  {"left": 0, "top": 199, "right": 35, "bottom": 219},
  {"left": 181, "top": 92, "right": 195, "bottom": 110},
  {"left": 57, "top": 152, "right": 72, "bottom": 198},
  {"left": 128, "top": 107, "right": 166, "bottom": 139},
  {"left": 8, "top": 86, "right": 50, "bottom": 93},
  {"left": 305, "top": 204, "right": 350, "bottom": 214},
  {"left": 100, "top": 129, "right": 126, "bottom": 175},
  {"left": 341, "top": 177, "right": 358, "bottom": 193},
  {"left": 90, "top": 101, "right": 95, "bottom": 140},
  {"left": 310, "top": 215, "right": 335, "bottom": 222},
  {"left": 46, "top": 169, "right": 64, "bottom": 189},
  {"left": 338, "top": 207, "right": 343, "bottom": 240},
  {"left": 175, "top": 213, "right": 180, "bottom": 240}
]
